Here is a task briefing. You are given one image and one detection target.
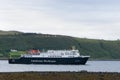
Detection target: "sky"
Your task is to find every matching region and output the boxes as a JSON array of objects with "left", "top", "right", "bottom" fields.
[{"left": 0, "top": 0, "right": 120, "bottom": 40}]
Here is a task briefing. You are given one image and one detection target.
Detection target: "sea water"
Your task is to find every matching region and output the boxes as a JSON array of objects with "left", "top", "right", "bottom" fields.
[{"left": 0, "top": 60, "right": 120, "bottom": 72}]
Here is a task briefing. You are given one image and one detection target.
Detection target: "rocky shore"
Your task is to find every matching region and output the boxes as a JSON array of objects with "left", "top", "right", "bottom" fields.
[{"left": 0, "top": 71, "right": 120, "bottom": 80}]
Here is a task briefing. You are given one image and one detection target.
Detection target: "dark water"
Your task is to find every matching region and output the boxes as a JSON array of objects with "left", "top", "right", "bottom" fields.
[{"left": 0, "top": 60, "right": 120, "bottom": 72}]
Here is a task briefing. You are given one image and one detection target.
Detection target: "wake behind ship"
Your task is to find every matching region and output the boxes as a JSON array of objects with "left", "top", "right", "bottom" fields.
[{"left": 9, "top": 49, "right": 90, "bottom": 65}]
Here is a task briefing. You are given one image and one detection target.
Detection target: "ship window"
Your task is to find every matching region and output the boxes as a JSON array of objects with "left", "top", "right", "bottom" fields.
[
  {"left": 65, "top": 52, "right": 70, "bottom": 55},
  {"left": 73, "top": 53, "right": 76, "bottom": 55},
  {"left": 61, "top": 53, "right": 64, "bottom": 55}
]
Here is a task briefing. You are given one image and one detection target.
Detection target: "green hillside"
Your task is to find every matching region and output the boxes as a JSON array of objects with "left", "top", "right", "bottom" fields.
[
  {"left": 75, "top": 38, "right": 120, "bottom": 60},
  {"left": 0, "top": 32, "right": 79, "bottom": 58},
  {"left": 0, "top": 30, "right": 120, "bottom": 60}
]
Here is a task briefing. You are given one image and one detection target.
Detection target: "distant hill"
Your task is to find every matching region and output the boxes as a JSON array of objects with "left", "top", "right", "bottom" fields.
[
  {"left": 0, "top": 30, "right": 120, "bottom": 60},
  {"left": 0, "top": 30, "right": 22, "bottom": 35}
]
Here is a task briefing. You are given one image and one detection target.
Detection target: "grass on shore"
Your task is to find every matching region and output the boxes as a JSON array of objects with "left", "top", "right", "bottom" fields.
[{"left": 0, "top": 72, "right": 120, "bottom": 80}]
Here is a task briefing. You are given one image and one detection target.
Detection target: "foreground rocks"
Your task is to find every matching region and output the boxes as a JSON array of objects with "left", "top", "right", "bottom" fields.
[{"left": 0, "top": 72, "right": 120, "bottom": 80}]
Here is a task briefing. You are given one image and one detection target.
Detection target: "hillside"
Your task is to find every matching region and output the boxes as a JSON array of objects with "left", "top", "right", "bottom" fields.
[
  {"left": 0, "top": 30, "right": 22, "bottom": 35},
  {"left": 0, "top": 30, "right": 120, "bottom": 60},
  {"left": 0, "top": 31, "right": 79, "bottom": 58},
  {"left": 75, "top": 38, "right": 120, "bottom": 60}
]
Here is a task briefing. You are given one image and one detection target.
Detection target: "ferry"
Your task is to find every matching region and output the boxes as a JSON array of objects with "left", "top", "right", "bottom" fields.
[{"left": 9, "top": 49, "right": 90, "bottom": 65}]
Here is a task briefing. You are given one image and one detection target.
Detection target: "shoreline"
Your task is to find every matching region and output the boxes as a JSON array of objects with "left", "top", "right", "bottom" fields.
[
  {"left": 1, "top": 57, "right": 120, "bottom": 61},
  {"left": 0, "top": 71, "right": 119, "bottom": 80},
  {"left": 0, "top": 71, "right": 120, "bottom": 73},
  {"left": 1, "top": 58, "right": 120, "bottom": 61}
]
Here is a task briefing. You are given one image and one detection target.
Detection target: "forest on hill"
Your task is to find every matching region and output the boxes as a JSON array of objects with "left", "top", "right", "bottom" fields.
[{"left": 0, "top": 30, "right": 120, "bottom": 60}]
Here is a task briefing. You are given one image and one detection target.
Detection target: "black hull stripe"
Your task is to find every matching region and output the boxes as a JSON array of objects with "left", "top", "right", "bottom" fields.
[{"left": 9, "top": 57, "right": 89, "bottom": 65}]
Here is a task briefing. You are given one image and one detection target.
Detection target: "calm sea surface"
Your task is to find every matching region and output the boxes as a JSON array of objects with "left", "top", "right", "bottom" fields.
[{"left": 0, "top": 60, "right": 120, "bottom": 72}]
